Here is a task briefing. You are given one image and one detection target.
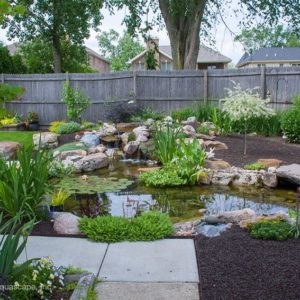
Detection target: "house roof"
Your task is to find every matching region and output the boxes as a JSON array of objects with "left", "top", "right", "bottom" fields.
[
  {"left": 128, "top": 44, "right": 231, "bottom": 64},
  {"left": 6, "top": 42, "right": 111, "bottom": 64},
  {"left": 237, "top": 47, "right": 300, "bottom": 67}
]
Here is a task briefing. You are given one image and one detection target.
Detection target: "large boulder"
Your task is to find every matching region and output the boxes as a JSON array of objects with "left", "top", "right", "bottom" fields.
[
  {"left": 257, "top": 159, "right": 283, "bottom": 169},
  {"left": 203, "top": 140, "right": 228, "bottom": 151},
  {"left": 116, "top": 122, "right": 140, "bottom": 133},
  {"left": 53, "top": 213, "right": 80, "bottom": 235},
  {"left": 204, "top": 208, "right": 256, "bottom": 224},
  {"left": 133, "top": 126, "right": 150, "bottom": 143},
  {"left": 211, "top": 171, "right": 235, "bottom": 185},
  {"left": 276, "top": 164, "right": 300, "bottom": 185},
  {"left": 182, "top": 125, "right": 196, "bottom": 137},
  {"left": 261, "top": 172, "right": 278, "bottom": 188},
  {"left": 60, "top": 150, "right": 87, "bottom": 160},
  {"left": 74, "top": 153, "right": 109, "bottom": 173},
  {"left": 205, "top": 160, "right": 231, "bottom": 170},
  {"left": 80, "top": 133, "right": 100, "bottom": 147},
  {"left": 33, "top": 132, "right": 58, "bottom": 149},
  {"left": 124, "top": 141, "right": 139, "bottom": 156},
  {"left": 97, "top": 123, "right": 117, "bottom": 137},
  {"left": 181, "top": 116, "right": 198, "bottom": 130},
  {"left": 0, "top": 141, "right": 21, "bottom": 159}
]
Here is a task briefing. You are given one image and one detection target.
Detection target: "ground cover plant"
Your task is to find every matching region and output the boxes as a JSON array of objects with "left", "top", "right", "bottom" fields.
[
  {"left": 244, "top": 162, "right": 265, "bottom": 170},
  {"left": 249, "top": 218, "right": 293, "bottom": 241},
  {"left": 79, "top": 211, "right": 174, "bottom": 243},
  {"left": 55, "top": 121, "right": 81, "bottom": 134},
  {"left": 281, "top": 96, "right": 300, "bottom": 143}
]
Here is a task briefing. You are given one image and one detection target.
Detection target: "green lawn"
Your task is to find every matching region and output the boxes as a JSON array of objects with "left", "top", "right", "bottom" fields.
[{"left": 0, "top": 131, "right": 36, "bottom": 147}]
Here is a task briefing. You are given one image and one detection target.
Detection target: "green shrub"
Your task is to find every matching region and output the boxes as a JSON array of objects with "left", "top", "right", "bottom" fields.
[
  {"left": 62, "top": 80, "right": 90, "bottom": 122},
  {"left": 130, "top": 211, "right": 174, "bottom": 241},
  {"left": 281, "top": 96, "right": 300, "bottom": 143},
  {"left": 130, "top": 107, "right": 164, "bottom": 122},
  {"left": 171, "top": 107, "right": 194, "bottom": 122},
  {"left": 79, "top": 211, "right": 174, "bottom": 243},
  {"left": 139, "top": 167, "right": 186, "bottom": 187},
  {"left": 56, "top": 122, "right": 81, "bottom": 134},
  {"left": 127, "top": 131, "right": 136, "bottom": 142},
  {"left": 197, "top": 124, "right": 210, "bottom": 135},
  {"left": 249, "top": 219, "right": 293, "bottom": 241},
  {"left": 0, "top": 146, "right": 50, "bottom": 220},
  {"left": 244, "top": 162, "right": 265, "bottom": 170},
  {"left": 49, "top": 120, "right": 66, "bottom": 133}
]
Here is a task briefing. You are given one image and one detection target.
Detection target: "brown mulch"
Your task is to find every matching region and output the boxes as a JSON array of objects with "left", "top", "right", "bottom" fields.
[
  {"left": 50, "top": 289, "right": 73, "bottom": 300},
  {"left": 216, "top": 135, "right": 300, "bottom": 167},
  {"left": 195, "top": 226, "right": 300, "bottom": 300}
]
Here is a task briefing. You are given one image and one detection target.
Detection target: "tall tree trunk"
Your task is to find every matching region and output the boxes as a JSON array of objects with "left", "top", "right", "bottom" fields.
[
  {"left": 52, "top": 0, "right": 62, "bottom": 73},
  {"left": 159, "top": 0, "right": 207, "bottom": 69}
]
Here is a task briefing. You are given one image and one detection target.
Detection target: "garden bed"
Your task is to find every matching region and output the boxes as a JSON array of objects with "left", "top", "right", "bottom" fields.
[
  {"left": 195, "top": 226, "right": 300, "bottom": 300},
  {"left": 216, "top": 134, "right": 300, "bottom": 167}
]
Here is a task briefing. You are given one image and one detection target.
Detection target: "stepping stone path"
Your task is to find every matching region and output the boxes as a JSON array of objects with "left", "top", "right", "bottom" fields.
[{"left": 17, "top": 237, "right": 200, "bottom": 300}]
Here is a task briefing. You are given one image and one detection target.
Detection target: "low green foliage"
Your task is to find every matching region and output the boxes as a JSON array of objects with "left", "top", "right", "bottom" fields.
[
  {"left": 0, "top": 83, "right": 25, "bottom": 104},
  {"left": 288, "top": 208, "right": 300, "bottom": 238},
  {"left": 65, "top": 265, "right": 87, "bottom": 275},
  {"left": 140, "top": 167, "right": 186, "bottom": 187},
  {"left": 49, "top": 120, "right": 66, "bottom": 133},
  {"left": 281, "top": 96, "right": 300, "bottom": 143},
  {"left": 56, "top": 122, "right": 81, "bottom": 134},
  {"left": 244, "top": 162, "right": 265, "bottom": 170},
  {"left": 249, "top": 218, "right": 293, "bottom": 241},
  {"left": 127, "top": 131, "right": 136, "bottom": 142},
  {"left": 54, "top": 142, "right": 88, "bottom": 153},
  {"left": 79, "top": 211, "right": 174, "bottom": 243},
  {"left": 197, "top": 124, "right": 210, "bottom": 135}
]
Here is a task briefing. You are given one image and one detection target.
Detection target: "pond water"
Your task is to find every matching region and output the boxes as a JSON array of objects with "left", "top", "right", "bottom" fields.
[{"left": 63, "top": 160, "right": 297, "bottom": 223}]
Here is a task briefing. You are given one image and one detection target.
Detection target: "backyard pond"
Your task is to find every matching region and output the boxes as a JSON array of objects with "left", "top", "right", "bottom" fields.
[{"left": 60, "top": 160, "right": 297, "bottom": 223}]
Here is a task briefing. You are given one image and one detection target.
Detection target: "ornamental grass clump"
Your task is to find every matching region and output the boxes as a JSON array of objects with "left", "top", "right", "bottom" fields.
[{"left": 221, "top": 82, "right": 274, "bottom": 154}]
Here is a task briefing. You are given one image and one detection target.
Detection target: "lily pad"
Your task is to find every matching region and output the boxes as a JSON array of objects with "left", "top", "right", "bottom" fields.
[{"left": 55, "top": 176, "right": 134, "bottom": 194}]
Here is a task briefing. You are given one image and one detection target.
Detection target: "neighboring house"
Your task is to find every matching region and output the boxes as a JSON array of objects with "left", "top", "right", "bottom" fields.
[
  {"left": 6, "top": 42, "right": 110, "bottom": 72},
  {"left": 237, "top": 47, "right": 300, "bottom": 68},
  {"left": 128, "top": 39, "right": 232, "bottom": 70}
]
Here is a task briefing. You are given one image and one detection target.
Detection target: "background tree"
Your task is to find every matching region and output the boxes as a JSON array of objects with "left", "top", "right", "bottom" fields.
[
  {"left": 19, "top": 39, "right": 95, "bottom": 73},
  {"left": 110, "top": 0, "right": 300, "bottom": 69},
  {"left": 0, "top": 0, "right": 24, "bottom": 23},
  {"left": 0, "top": 43, "right": 27, "bottom": 73},
  {"left": 98, "top": 29, "right": 144, "bottom": 71},
  {"left": 235, "top": 25, "right": 300, "bottom": 54},
  {"left": 3, "top": 0, "right": 103, "bottom": 73}
]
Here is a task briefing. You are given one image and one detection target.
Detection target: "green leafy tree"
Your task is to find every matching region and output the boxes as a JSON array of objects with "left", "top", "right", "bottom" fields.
[
  {"left": 97, "top": 30, "right": 144, "bottom": 71},
  {"left": 3, "top": 0, "right": 104, "bottom": 73},
  {"left": 62, "top": 80, "right": 91, "bottom": 122},
  {"left": 235, "top": 25, "right": 300, "bottom": 54},
  {"left": 19, "top": 39, "right": 95, "bottom": 73},
  {"left": 0, "top": 43, "right": 27, "bottom": 73},
  {"left": 110, "top": 0, "right": 300, "bottom": 69},
  {"left": 0, "top": 0, "right": 24, "bottom": 24}
]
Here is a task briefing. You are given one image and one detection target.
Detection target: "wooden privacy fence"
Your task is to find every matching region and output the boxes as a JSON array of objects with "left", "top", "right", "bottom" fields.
[{"left": 3, "top": 67, "right": 300, "bottom": 125}]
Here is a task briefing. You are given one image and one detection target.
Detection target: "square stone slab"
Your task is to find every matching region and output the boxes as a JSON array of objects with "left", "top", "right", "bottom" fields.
[
  {"left": 99, "top": 239, "right": 199, "bottom": 282},
  {"left": 95, "top": 282, "right": 199, "bottom": 300},
  {"left": 17, "top": 236, "right": 108, "bottom": 274}
]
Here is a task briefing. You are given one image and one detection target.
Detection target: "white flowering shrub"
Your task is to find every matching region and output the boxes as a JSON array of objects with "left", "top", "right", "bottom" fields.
[
  {"left": 221, "top": 82, "right": 274, "bottom": 154},
  {"left": 11, "top": 257, "right": 65, "bottom": 300}
]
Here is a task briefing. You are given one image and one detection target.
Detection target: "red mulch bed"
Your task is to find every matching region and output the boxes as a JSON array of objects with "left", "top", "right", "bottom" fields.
[
  {"left": 216, "top": 135, "right": 300, "bottom": 167},
  {"left": 195, "top": 226, "right": 300, "bottom": 300}
]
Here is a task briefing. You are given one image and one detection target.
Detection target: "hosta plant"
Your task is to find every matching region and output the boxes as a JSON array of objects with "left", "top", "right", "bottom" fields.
[{"left": 221, "top": 82, "right": 274, "bottom": 154}]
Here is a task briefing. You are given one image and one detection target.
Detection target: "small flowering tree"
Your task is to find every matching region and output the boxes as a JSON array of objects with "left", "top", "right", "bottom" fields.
[{"left": 221, "top": 82, "right": 274, "bottom": 155}]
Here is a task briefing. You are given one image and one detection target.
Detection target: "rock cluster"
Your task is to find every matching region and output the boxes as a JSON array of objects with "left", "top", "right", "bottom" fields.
[{"left": 33, "top": 132, "right": 58, "bottom": 149}]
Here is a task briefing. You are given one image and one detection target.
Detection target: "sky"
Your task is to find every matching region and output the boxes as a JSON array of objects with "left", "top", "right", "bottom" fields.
[{"left": 0, "top": 4, "right": 246, "bottom": 65}]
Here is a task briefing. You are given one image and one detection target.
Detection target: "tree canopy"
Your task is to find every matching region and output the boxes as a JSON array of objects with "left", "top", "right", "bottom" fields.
[
  {"left": 97, "top": 30, "right": 144, "bottom": 71},
  {"left": 110, "top": 0, "right": 300, "bottom": 69},
  {"left": 235, "top": 25, "right": 300, "bottom": 54},
  {"left": 2, "top": 0, "right": 104, "bottom": 72}
]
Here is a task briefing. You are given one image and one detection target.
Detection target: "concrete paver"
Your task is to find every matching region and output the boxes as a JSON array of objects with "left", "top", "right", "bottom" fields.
[
  {"left": 17, "top": 236, "right": 108, "bottom": 274},
  {"left": 95, "top": 282, "right": 199, "bottom": 300},
  {"left": 99, "top": 239, "right": 199, "bottom": 282}
]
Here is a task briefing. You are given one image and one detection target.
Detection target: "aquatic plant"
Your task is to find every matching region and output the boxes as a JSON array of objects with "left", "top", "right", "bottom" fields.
[
  {"left": 51, "top": 189, "right": 71, "bottom": 207},
  {"left": 56, "top": 176, "right": 134, "bottom": 194}
]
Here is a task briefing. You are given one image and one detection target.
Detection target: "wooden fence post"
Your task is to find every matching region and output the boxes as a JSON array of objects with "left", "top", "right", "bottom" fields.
[
  {"left": 203, "top": 70, "right": 208, "bottom": 104},
  {"left": 133, "top": 71, "right": 137, "bottom": 102},
  {"left": 260, "top": 66, "right": 266, "bottom": 99}
]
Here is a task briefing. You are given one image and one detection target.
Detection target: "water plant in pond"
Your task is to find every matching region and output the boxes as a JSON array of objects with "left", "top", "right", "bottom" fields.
[
  {"left": 56, "top": 176, "right": 134, "bottom": 194},
  {"left": 51, "top": 189, "right": 71, "bottom": 208},
  {"left": 79, "top": 211, "right": 174, "bottom": 242}
]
